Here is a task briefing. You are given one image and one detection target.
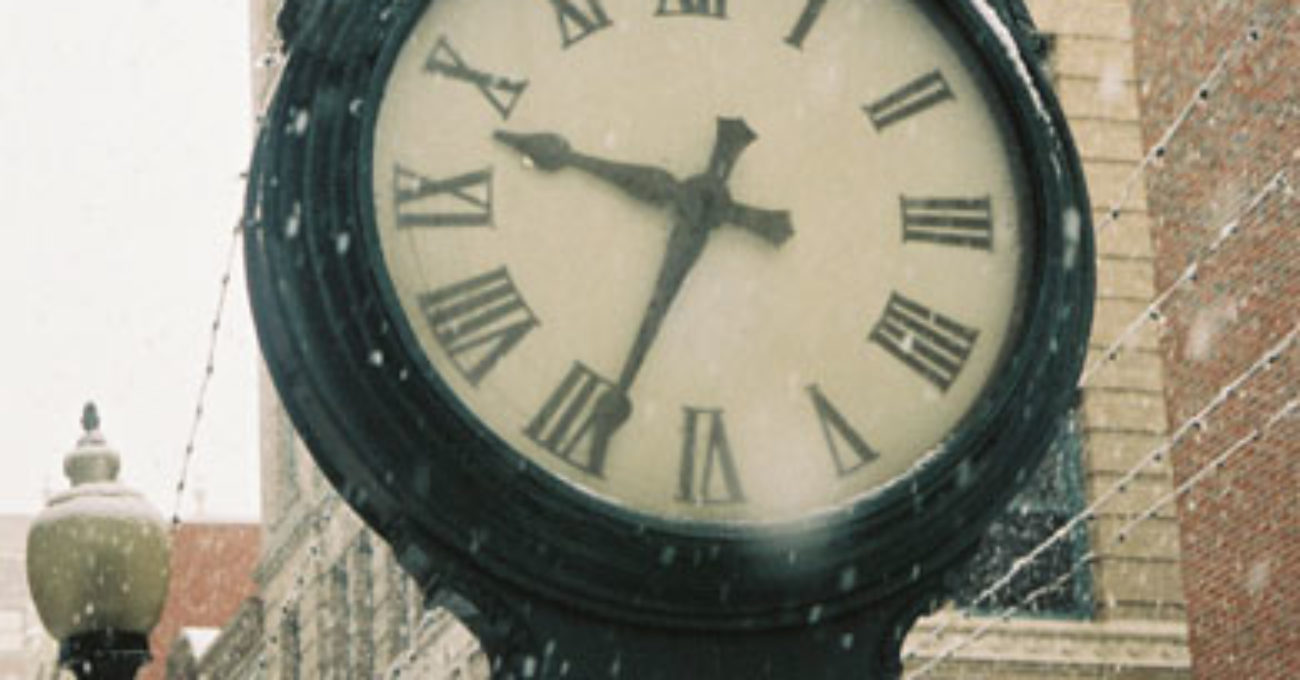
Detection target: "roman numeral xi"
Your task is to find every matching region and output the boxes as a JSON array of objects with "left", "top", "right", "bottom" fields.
[{"left": 550, "top": 0, "right": 612, "bottom": 48}]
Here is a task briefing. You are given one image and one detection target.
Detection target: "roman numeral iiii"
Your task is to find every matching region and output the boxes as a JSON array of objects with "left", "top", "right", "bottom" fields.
[{"left": 869, "top": 292, "right": 978, "bottom": 392}]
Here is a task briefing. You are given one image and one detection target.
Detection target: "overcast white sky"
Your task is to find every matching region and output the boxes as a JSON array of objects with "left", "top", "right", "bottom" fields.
[{"left": 0, "top": 2, "right": 260, "bottom": 520}]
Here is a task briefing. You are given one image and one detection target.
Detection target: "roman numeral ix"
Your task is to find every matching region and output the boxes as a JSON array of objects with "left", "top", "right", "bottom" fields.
[
  {"left": 394, "top": 165, "right": 493, "bottom": 228},
  {"left": 864, "top": 70, "right": 955, "bottom": 131},
  {"left": 869, "top": 292, "right": 978, "bottom": 392},
  {"left": 677, "top": 408, "right": 745, "bottom": 504},
  {"left": 901, "top": 195, "right": 994, "bottom": 250},
  {"left": 425, "top": 36, "right": 528, "bottom": 119},
  {"left": 418, "top": 267, "right": 539, "bottom": 386}
]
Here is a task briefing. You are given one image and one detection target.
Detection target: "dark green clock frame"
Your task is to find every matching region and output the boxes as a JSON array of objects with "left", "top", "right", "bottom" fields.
[{"left": 245, "top": 0, "right": 1094, "bottom": 676}]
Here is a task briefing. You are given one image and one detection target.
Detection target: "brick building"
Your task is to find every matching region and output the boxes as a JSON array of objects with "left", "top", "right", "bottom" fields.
[
  {"left": 1129, "top": 2, "right": 1299, "bottom": 679},
  {"left": 141, "top": 522, "right": 260, "bottom": 680}
]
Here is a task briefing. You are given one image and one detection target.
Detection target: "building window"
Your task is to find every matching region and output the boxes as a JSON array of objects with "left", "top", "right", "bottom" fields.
[
  {"left": 279, "top": 604, "right": 301, "bottom": 680},
  {"left": 349, "top": 533, "right": 376, "bottom": 677},
  {"left": 950, "top": 413, "right": 1094, "bottom": 618},
  {"left": 320, "top": 560, "right": 350, "bottom": 679},
  {"left": 273, "top": 405, "right": 301, "bottom": 525}
]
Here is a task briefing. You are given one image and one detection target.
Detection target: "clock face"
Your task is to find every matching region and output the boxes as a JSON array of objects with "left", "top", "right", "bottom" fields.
[{"left": 369, "top": 0, "right": 1030, "bottom": 525}]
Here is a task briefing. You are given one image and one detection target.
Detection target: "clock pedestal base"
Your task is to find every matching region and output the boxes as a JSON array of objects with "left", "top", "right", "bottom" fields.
[{"left": 423, "top": 563, "right": 948, "bottom": 680}]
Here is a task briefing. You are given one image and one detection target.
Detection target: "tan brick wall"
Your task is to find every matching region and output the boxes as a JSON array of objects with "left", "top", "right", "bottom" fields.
[{"left": 1131, "top": 1, "right": 1300, "bottom": 677}]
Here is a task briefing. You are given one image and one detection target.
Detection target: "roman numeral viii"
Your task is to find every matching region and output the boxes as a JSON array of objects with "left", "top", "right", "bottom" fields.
[
  {"left": 869, "top": 292, "right": 978, "bottom": 392},
  {"left": 418, "top": 267, "right": 539, "bottom": 386},
  {"left": 425, "top": 36, "right": 528, "bottom": 119},
  {"left": 656, "top": 0, "right": 727, "bottom": 19},
  {"left": 394, "top": 165, "right": 493, "bottom": 228},
  {"left": 550, "top": 0, "right": 612, "bottom": 48},
  {"left": 525, "top": 363, "right": 618, "bottom": 477},
  {"left": 678, "top": 408, "right": 745, "bottom": 504},
  {"left": 864, "top": 70, "right": 954, "bottom": 131},
  {"left": 901, "top": 195, "right": 993, "bottom": 250},
  {"left": 808, "top": 385, "right": 879, "bottom": 476}
]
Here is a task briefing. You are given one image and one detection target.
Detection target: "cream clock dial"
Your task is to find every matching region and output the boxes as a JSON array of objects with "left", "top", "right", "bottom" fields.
[{"left": 370, "top": 0, "right": 1029, "bottom": 524}]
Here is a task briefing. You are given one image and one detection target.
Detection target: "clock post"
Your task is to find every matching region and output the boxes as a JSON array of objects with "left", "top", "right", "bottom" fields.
[{"left": 247, "top": 1, "right": 1092, "bottom": 678}]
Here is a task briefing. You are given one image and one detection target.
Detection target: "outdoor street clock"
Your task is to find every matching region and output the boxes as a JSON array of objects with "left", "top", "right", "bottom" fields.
[{"left": 246, "top": 0, "right": 1093, "bottom": 677}]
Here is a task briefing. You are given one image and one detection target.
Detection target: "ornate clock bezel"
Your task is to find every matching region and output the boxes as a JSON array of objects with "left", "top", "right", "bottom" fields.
[{"left": 245, "top": 0, "right": 1093, "bottom": 630}]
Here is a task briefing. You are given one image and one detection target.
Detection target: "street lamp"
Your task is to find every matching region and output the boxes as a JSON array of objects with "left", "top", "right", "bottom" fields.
[{"left": 27, "top": 403, "right": 172, "bottom": 680}]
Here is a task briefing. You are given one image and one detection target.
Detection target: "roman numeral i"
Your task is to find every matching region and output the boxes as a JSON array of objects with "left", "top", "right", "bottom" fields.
[{"left": 864, "top": 70, "right": 954, "bottom": 131}]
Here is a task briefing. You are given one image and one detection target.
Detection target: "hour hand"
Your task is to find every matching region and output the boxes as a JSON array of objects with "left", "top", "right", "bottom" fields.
[
  {"left": 726, "top": 203, "right": 794, "bottom": 246},
  {"left": 495, "top": 130, "right": 680, "bottom": 207}
]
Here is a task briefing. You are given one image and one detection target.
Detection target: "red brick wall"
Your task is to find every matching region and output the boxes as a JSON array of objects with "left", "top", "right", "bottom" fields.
[
  {"left": 1130, "top": 2, "right": 1298, "bottom": 679},
  {"left": 140, "top": 523, "right": 260, "bottom": 680}
]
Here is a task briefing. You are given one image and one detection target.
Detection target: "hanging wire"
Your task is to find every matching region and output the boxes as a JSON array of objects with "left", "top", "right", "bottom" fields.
[
  {"left": 169, "top": 220, "right": 244, "bottom": 528},
  {"left": 167, "top": 44, "right": 288, "bottom": 529},
  {"left": 1079, "top": 168, "right": 1290, "bottom": 386},
  {"left": 905, "top": 13, "right": 1284, "bottom": 661},
  {"left": 1092, "top": 24, "right": 1263, "bottom": 234},
  {"left": 905, "top": 399, "right": 1297, "bottom": 677},
  {"left": 908, "top": 323, "right": 1298, "bottom": 661}
]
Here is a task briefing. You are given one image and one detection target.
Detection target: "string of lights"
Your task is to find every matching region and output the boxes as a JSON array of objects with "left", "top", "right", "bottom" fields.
[
  {"left": 905, "top": 398, "right": 1297, "bottom": 677},
  {"left": 168, "top": 46, "right": 288, "bottom": 528},
  {"left": 904, "top": 13, "right": 1284, "bottom": 658},
  {"left": 1091, "top": 23, "right": 1263, "bottom": 234},
  {"left": 1079, "top": 168, "right": 1290, "bottom": 387},
  {"left": 908, "top": 322, "right": 1298, "bottom": 659}
]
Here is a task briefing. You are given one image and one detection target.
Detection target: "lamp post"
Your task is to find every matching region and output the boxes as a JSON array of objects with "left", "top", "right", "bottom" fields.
[{"left": 27, "top": 403, "right": 172, "bottom": 680}]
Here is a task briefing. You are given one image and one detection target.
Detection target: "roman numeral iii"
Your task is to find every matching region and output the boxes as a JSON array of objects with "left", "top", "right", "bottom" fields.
[
  {"left": 869, "top": 292, "right": 978, "bottom": 392},
  {"left": 525, "top": 362, "right": 618, "bottom": 477},
  {"left": 425, "top": 36, "right": 528, "bottom": 119},
  {"left": 864, "top": 70, "right": 954, "bottom": 131},
  {"left": 656, "top": 0, "right": 727, "bottom": 19},
  {"left": 418, "top": 267, "right": 539, "bottom": 385},
  {"left": 550, "top": 0, "right": 613, "bottom": 48},
  {"left": 394, "top": 165, "right": 493, "bottom": 228},
  {"left": 901, "top": 195, "right": 994, "bottom": 250},
  {"left": 677, "top": 408, "right": 745, "bottom": 504}
]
